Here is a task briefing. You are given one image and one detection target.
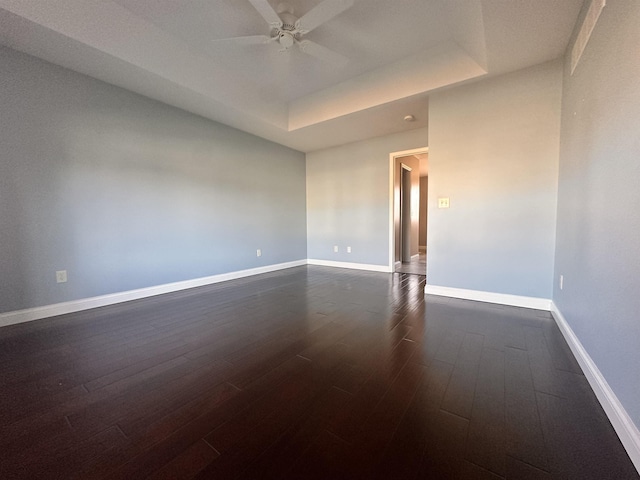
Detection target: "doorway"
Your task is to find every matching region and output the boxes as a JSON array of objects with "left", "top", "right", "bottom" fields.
[
  {"left": 389, "top": 148, "right": 428, "bottom": 275},
  {"left": 400, "top": 165, "right": 412, "bottom": 263}
]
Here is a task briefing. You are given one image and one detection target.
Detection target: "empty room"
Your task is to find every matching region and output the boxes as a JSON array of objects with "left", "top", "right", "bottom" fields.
[{"left": 1, "top": 1, "right": 638, "bottom": 478}]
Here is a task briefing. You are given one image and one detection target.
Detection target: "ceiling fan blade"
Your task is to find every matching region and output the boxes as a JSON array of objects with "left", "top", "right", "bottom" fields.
[
  {"left": 295, "top": 0, "right": 354, "bottom": 34},
  {"left": 298, "top": 40, "right": 348, "bottom": 66},
  {"left": 248, "top": 0, "right": 283, "bottom": 28},
  {"left": 212, "top": 35, "right": 273, "bottom": 46}
]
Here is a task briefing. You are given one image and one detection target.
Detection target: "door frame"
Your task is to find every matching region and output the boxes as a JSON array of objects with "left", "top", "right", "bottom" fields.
[{"left": 388, "top": 147, "right": 428, "bottom": 271}]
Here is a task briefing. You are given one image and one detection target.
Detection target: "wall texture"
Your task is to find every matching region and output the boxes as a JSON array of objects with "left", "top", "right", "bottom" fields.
[
  {"left": 554, "top": 0, "right": 640, "bottom": 426},
  {"left": 427, "top": 61, "right": 562, "bottom": 299},
  {"left": 306, "top": 129, "right": 427, "bottom": 267},
  {"left": 0, "top": 46, "right": 307, "bottom": 314}
]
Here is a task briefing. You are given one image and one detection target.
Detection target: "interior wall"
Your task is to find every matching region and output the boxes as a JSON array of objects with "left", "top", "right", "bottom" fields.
[
  {"left": 419, "top": 176, "right": 428, "bottom": 249},
  {"left": 0, "top": 45, "right": 307, "bottom": 314},
  {"left": 427, "top": 60, "right": 562, "bottom": 299},
  {"left": 306, "top": 129, "right": 427, "bottom": 267},
  {"left": 554, "top": 0, "right": 640, "bottom": 427}
]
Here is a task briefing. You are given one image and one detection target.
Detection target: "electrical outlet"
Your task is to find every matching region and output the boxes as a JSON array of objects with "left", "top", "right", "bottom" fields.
[
  {"left": 256, "top": 249, "right": 262, "bottom": 257},
  {"left": 347, "top": 246, "right": 352, "bottom": 253},
  {"left": 333, "top": 245, "right": 339, "bottom": 253},
  {"left": 560, "top": 274, "right": 564, "bottom": 290},
  {"left": 56, "top": 270, "right": 67, "bottom": 283}
]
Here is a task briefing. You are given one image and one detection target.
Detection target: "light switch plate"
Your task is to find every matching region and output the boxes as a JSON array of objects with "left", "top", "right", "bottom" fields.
[{"left": 438, "top": 197, "right": 450, "bottom": 208}]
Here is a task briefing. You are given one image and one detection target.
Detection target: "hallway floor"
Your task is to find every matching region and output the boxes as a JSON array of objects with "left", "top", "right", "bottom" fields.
[{"left": 396, "top": 252, "right": 427, "bottom": 276}]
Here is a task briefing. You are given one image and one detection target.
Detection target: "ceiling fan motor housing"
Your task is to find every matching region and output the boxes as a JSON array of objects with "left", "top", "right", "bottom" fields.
[
  {"left": 278, "top": 31, "right": 295, "bottom": 48},
  {"left": 276, "top": 10, "right": 298, "bottom": 49}
]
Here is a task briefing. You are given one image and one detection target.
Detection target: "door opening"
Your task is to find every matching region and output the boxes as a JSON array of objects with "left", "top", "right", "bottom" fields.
[
  {"left": 389, "top": 148, "right": 428, "bottom": 274},
  {"left": 400, "top": 165, "right": 412, "bottom": 263}
]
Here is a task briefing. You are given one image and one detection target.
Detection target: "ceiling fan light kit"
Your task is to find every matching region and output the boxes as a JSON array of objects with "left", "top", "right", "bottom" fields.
[{"left": 214, "top": 0, "right": 354, "bottom": 65}]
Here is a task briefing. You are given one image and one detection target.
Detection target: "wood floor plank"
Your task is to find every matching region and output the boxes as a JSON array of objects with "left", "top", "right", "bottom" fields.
[
  {"left": 197, "top": 366, "right": 344, "bottom": 478},
  {"left": 459, "top": 461, "right": 505, "bottom": 479},
  {"left": 285, "top": 429, "right": 354, "bottom": 480},
  {"left": 326, "top": 339, "right": 417, "bottom": 444},
  {"left": 67, "top": 357, "right": 231, "bottom": 438},
  {"left": 506, "top": 456, "right": 552, "bottom": 480},
  {"left": 144, "top": 439, "right": 219, "bottom": 480},
  {"left": 441, "top": 332, "right": 484, "bottom": 419},
  {"left": 343, "top": 355, "right": 426, "bottom": 477},
  {"left": 540, "top": 319, "right": 583, "bottom": 374},
  {"left": 416, "top": 410, "right": 469, "bottom": 479},
  {"left": 465, "top": 347, "right": 507, "bottom": 477},
  {"left": 536, "top": 388, "right": 639, "bottom": 479},
  {"left": 374, "top": 359, "right": 454, "bottom": 479},
  {"left": 236, "top": 386, "right": 353, "bottom": 480},
  {"left": 119, "top": 381, "right": 242, "bottom": 449},
  {"left": 433, "top": 327, "right": 465, "bottom": 365},
  {"left": 525, "top": 325, "right": 586, "bottom": 399},
  {"left": 504, "top": 346, "right": 548, "bottom": 471}
]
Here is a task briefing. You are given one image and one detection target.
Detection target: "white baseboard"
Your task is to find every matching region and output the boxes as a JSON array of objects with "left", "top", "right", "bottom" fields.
[
  {"left": 307, "top": 259, "right": 392, "bottom": 273},
  {"left": 551, "top": 302, "right": 640, "bottom": 473},
  {"left": 424, "top": 284, "right": 552, "bottom": 311},
  {"left": 0, "top": 260, "right": 307, "bottom": 328}
]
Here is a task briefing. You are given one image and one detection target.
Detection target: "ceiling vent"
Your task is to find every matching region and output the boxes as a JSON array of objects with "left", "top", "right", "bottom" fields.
[{"left": 571, "top": 0, "right": 606, "bottom": 75}]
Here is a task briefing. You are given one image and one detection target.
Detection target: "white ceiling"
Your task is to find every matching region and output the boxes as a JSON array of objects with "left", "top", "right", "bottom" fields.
[{"left": 0, "top": 0, "right": 584, "bottom": 152}]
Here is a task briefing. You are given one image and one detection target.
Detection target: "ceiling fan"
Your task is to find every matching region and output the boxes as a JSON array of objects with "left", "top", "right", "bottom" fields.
[{"left": 213, "top": 0, "right": 354, "bottom": 65}]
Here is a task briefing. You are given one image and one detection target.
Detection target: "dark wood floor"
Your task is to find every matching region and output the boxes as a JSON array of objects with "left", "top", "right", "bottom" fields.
[{"left": 0, "top": 266, "right": 637, "bottom": 479}]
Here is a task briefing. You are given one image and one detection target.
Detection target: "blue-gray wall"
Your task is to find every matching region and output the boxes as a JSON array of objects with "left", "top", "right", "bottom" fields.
[
  {"left": 0, "top": 45, "right": 306, "bottom": 314},
  {"left": 554, "top": 0, "right": 640, "bottom": 426},
  {"left": 306, "top": 129, "right": 427, "bottom": 267},
  {"left": 427, "top": 61, "right": 562, "bottom": 299}
]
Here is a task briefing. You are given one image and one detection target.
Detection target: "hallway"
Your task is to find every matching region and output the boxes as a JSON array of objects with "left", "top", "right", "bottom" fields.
[{"left": 396, "top": 252, "right": 427, "bottom": 276}]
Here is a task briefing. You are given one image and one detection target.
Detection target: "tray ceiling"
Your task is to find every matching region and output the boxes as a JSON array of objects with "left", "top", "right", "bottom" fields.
[{"left": 0, "top": 0, "right": 584, "bottom": 151}]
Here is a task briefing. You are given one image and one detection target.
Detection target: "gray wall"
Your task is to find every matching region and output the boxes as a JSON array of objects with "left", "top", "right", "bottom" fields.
[
  {"left": 306, "top": 129, "right": 427, "bottom": 267},
  {"left": 0, "top": 45, "right": 306, "bottom": 314},
  {"left": 427, "top": 61, "right": 562, "bottom": 298},
  {"left": 554, "top": 0, "right": 640, "bottom": 425}
]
